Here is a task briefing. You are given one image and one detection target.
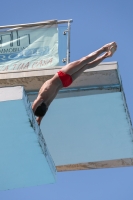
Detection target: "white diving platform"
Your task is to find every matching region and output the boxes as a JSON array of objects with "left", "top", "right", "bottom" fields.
[
  {"left": 0, "top": 62, "right": 133, "bottom": 175},
  {"left": 0, "top": 86, "right": 56, "bottom": 190}
]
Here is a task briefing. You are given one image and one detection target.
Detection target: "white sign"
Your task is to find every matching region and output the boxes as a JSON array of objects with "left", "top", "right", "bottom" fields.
[{"left": 0, "top": 24, "right": 59, "bottom": 71}]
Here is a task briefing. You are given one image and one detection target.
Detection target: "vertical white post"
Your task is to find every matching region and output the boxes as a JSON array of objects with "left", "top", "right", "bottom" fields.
[{"left": 67, "top": 21, "right": 71, "bottom": 64}]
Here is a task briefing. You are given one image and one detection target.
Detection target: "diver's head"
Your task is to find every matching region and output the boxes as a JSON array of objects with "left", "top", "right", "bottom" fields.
[{"left": 34, "top": 102, "right": 48, "bottom": 117}]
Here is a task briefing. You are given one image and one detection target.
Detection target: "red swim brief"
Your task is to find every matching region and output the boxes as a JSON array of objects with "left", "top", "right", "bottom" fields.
[{"left": 57, "top": 71, "right": 73, "bottom": 87}]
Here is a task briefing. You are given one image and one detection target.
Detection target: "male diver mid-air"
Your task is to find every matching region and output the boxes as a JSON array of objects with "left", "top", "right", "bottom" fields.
[{"left": 32, "top": 42, "right": 117, "bottom": 125}]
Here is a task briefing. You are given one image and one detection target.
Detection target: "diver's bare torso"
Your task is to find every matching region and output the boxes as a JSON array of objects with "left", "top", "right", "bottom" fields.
[{"left": 38, "top": 73, "right": 62, "bottom": 106}]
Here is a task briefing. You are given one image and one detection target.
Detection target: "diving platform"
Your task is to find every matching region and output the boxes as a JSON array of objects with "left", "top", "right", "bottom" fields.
[{"left": 0, "top": 61, "right": 133, "bottom": 190}]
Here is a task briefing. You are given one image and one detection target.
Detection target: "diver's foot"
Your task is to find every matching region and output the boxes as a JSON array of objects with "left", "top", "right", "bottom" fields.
[
  {"left": 103, "top": 42, "right": 117, "bottom": 52},
  {"left": 107, "top": 44, "right": 117, "bottom": 57}
]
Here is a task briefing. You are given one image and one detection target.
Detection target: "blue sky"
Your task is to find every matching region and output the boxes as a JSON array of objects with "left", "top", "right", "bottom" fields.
[{"left": 0, "top": 0, "right": 133, "bottom": 199}]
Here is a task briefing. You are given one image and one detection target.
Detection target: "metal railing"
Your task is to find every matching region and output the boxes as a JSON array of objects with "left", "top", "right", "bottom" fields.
[
  {"left": 0, "top": 19, "right": 73, "bottom": 65},
  {"left": 0, "top": 19, "right": 73, "bottom": 29}
]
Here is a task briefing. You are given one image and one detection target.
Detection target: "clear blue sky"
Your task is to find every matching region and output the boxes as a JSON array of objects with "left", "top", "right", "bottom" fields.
[{"left": 0, "top": 0, "right": 133, "bottom": 199}]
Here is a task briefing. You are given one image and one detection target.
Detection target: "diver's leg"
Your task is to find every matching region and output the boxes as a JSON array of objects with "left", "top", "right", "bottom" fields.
[
  {"left": 71, "top": 52, "right": 110, "bottom": 81},
  {"left": 61, "top": 42, "right": 117, "bottom": 75}
]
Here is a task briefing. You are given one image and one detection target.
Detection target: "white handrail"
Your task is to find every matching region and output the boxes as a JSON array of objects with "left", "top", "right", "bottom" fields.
[{"left": 0, "top": 19, "right": 73, "bottom": 29}]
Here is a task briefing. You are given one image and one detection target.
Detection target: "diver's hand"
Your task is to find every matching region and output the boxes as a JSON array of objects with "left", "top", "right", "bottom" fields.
[{"left": 36, "top": 116, "right": 43, "bottom": 126}]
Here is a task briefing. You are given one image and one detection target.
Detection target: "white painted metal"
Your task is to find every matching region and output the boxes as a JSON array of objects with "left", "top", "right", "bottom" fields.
[
  {"left": 0, "top": 19, "right": 73, "bottom": 30},
  {"left": 66, "top": 21, "right": 71, "bottom": 64}
]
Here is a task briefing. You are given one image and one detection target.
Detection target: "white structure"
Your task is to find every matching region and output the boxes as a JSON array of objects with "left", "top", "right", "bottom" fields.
[{"left": 0, "top": 62, "right": 133, "bottom": 172}]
